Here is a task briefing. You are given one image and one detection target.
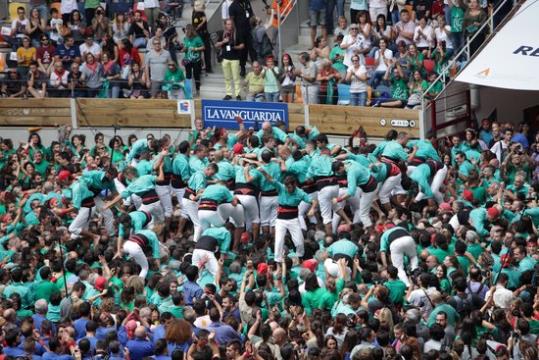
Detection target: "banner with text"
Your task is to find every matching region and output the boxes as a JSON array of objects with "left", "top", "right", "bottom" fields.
[{"left": 201, "top": 100, "right": 289, "bottom": 130}]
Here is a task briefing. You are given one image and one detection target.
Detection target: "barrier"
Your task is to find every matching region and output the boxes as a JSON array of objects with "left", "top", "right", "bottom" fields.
[{"left": 0, "top": 98, "right": 421, "bottom": 138}]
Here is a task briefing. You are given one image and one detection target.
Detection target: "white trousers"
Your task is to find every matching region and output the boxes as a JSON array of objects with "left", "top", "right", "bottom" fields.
[
  {"left": 389, "top": 235, "right": 418, "bottom": 286},
  {"left": 274, "top": 218, "right": 304, "bottom": 262},
  {"left": 69, "top": 206, "right": 95, "bottom": 238},
  {"left": 379, "top": 174, "right": 402, "bottom": 205},
  {"left": 237, "top": 194, "right": 259, "bottom": 230},
  {"left": 332, "top": 187, "right": 360, "bottom": 233},
  {"left": 356, "top": 184, "right": 380, "bottom": 227},
  {"left": 140, "top": 201, "right": 165, "bottom": 226},
  {"left": 260, "top": 196, "right": 278, "bottom": 227},
  {"left": 123, "top": 240, "right": 149, "bottom": 278},
  {"left": 181, "top": 198, "right": 202, "bottom": 242},
  {"left": 199, "top": 209, "right": 225, "bottom": 231},
  {"left": 219, "top": 203, "right": 245, "bottom": 228},
  {"left": 192, "top": 249, "right": 219, "bottom": 276},
  {"left": 318, "top": 185, "right": 339, "bottom": 225},
  {"left": 172, "top": 187, "right": 186, "bottom": 208},
  {"left": 299, "top": 191, "right": 318, "bottom": 231},
  {"left": 156, "top": 184, "right": 173, "bottom": 218},
  {"left": 414, "top": 166, "right": 448, "bottom": 204},
  {"left": 115, "top": 179, "right": 142, "bottom": 208}
]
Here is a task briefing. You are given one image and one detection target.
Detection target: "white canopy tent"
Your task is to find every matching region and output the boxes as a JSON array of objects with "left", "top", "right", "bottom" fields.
[{"left": 456, "top": 0, "right": 539, "bottom": 90}]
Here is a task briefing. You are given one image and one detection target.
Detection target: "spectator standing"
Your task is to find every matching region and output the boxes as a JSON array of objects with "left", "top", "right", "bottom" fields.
[
  {"left": 252, "top": 17, "right": 273, "bottom": 63},
  {"left": 372, "top": 38, "right": 393, "bottom": 88},
  {"left": 434, "top": 15, "right": 454, "bottom": 58},
  {"left": 182, "top": 24, "right": 205, "bottom": 97},
  {"left": 145, "top": 39, "right": 172, "bottom": 98},
  {"left": 80, "top": 53, "right": 103, "bottom": 97},
  {"left": 129, "top": 11, "right": 150, "bottom": 49},
  {"left": 296, "top": 52, "right": 318, "bottom": 104},
  {"left": 222, "top": 0, "right": 234, "bottom": 20},
  {"left": 346, "top": 54, "right": 368, "bottom": 106},
  {"left": 90, "top": 6, "right": 111, "bottom": 40},
  {"left": 394, "top": 9, "right": 415, "bottom": 46},
  {"left": 279, "top": 53, "right": 296, "bottom": 103},
  {"left": 350, "top": 0, "right": 368, "bottom": 24},
  {"left": 414, "top": 16, "right": 434, "bottom": 54},
  {"left": 61, "top": 0, "right": 78, "bottom": 23},
  {"left": 340, "top": 24, "right": 365, "bottom": 68},
  {"left": 308, "top": 0, "right": 328, "bottom": 48},
  {"left": 449, "top": 0, "right": 465, "bottom": 52},
  {"left": 228, "top": 0, "right": 255, "bottom": 77},
  {"left": 245, "top": 61, "right": 265, "bottom": 101},
  {"left": 16, "top": 37, "right": 36, "bottom": 76},
  {"left": 162, "top": 61, "right": 186, "bottom": 100},
  {"left": 66, "top": 10, "right": 86, "bottom": 45},
  {"left": 317, "top": 59, "right": 341, "bottom": 105},
  {"left": 464, "top": 0, "right": 487, "bottom": 56},
  {"left": 369, "top": 0, "right": 387, "bottom": 23},
  {"left": 144, "top": 0, "right": 161, "bottom": 31},
  {"left": 216, "top": 19, "right": 244, "bottom": 100},
  {"left": 372, "top": 14, "right": 393, "bottom": 48},
  {"left": 9, "top": 7, "right": 29, "bottom": 49},
  {"left": 84, "top": 0, "right": 100, "bottom": 24},
  {"left": 118, "top": 38, "right": 142, "bottom": 71},
  {"left": 262, "top": 55, "right": 280, "bottom": 102},
  {"left": 49, "top": 8, "right": 64, "bottom": 44},
  {"left": 112, "top": 13, "right": 129, "bottom": 44},
  {"left": 26, "top": 7, "right": 47, "bottom": 48},
  {"left": 192, "top": 1, "right": 213, "bottom": 74},
  {"left": 102, "top": 52, "right": 121, "bottom": 98}
]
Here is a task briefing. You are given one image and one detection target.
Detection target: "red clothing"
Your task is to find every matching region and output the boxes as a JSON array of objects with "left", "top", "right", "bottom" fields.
[
  {"left": 118, "top": 48, "right": 141, "bottom": 67},
  {"left": 37, "top": 45, "right": 56, "bottom": 64}
]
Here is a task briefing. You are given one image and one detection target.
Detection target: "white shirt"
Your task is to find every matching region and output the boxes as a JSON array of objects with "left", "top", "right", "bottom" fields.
[
  {"left": 374, "top": 48, "right": 393, "bottom": 72},
  {"left": 414, "top": 25, "right": 434, "bottom": 48},
  {"left": 434, "top": 27, "right": 453, "bottom": 49},
  {"left": 490, "top": 139, "right": 510, "bottom": 162},
  {"left": 144, "top": 0, "right": 160, "bottom": 8},
  {"left": 348, "top": 65, "right": 368, "bottom": 93},
  {"left": 341, "top": 34, "right": 365, "bottom": 67},
  {"left": 60, "top": 0, "right": 78, "bottom": 15},
  {"left": 79, "top": 43, "right": 102, "bottom": 58},
  {"left": 11, "top": 19, "right": 29, "bottom": 37},
  {"left": 222, "top": 0, "right": 234, "bottom": 20},
  {"left": 407, "top": 286, "right": 437, "bottom": 319}
]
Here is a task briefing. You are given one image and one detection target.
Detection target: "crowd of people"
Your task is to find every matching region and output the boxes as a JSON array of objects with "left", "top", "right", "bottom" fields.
[
  {"left": 0, "top": 116, "right": 537, "bottom": 360},
  {"left": 0, "top": 0, "right": 515, "bottom": 106}
]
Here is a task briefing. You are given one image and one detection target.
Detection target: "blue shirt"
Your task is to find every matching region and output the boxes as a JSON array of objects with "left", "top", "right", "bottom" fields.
[
  {"left": 207, "top": 322, "right": 242, "bottom": 345},
  {"left": 126, "top": 339, "right": 155, "bottom": 360},
  {"left": 151, "top": 324, "right": 166, "bottom": 345},
  {"left": 4, "top": 346, "right": 26, "bottom": 357},
  {"left": 73, "top": 317, "right": 89, "bottom": 339},
  {"left": 42, "top": 352, "right": 74, "bottom": 360},
  {"left": 182, "top": 281, "right": 203, "bottom": 306}
]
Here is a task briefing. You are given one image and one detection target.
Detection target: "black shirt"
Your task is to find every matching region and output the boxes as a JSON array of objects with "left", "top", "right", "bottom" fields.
[
  {"left": 128, "top": 21, "right": 149, "bottom": 39},
  {"left": 219, "top": 30, "right": 245, "bottom": 61},
  {"left": 192, "top": 10, "right": 208, "bottom": 35},
  {"left": 228, "top": 0, "right": 253, "bottom": 32}
]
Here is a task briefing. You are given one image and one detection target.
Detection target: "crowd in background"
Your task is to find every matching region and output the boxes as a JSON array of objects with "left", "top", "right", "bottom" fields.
[{"left": 0, "top": 0, "right": 518, "bottom": 106}]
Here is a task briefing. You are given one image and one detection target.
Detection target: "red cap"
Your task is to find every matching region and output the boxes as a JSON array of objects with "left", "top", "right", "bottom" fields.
[
  {"left": 94, "top": 276, "right": 107, "bottom": 291},
  {"left": 257, "top": 263, "right": 268, "bottom": 275},
  {"left": 337, "top": 224, "right": 351, "bottom": 234},
  {"left": 58, "top": 170, "right": 72, "bottom": 182},
  {"left": 439, "top": 202, "right": 453, "bottom": 212},
  {"left": 487, "top": 206, "right": 500, "bottom": 219},
  {"left": 240, "top": 232, "right": 250, "bottom": 244},
  {"left": 462, "top": 190, "right": 473, "bottom": 202},
  {"left": 233, "top": 143, "right": 244, "bottom": 155},
  {"left": 302, "top": 259, "right": 318, "bottom": 273}
]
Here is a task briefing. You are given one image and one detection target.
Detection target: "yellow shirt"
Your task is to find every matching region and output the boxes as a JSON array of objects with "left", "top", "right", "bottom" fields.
[
  {"left": 245, "top": 71, "right": 264, "bottom": 95},
  {"left": 17, "top": 47, "right": 36, "bottom": 67}
]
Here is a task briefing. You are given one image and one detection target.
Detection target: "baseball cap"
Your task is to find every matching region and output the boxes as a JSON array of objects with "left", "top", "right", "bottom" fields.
[
  {"left": 462, "top": 189, "right": 473, "bottom": 202},
  {"left": 257, "top": 263, "right": 268, "bottom": 275},
  {"left": 302, "top": 259, "right": 318, "bottom": 273}
]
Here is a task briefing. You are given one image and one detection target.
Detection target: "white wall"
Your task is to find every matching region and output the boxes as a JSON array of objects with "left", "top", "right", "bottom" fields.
[{"left": 475, "top": 87, "right": 539, "bottom": 124}]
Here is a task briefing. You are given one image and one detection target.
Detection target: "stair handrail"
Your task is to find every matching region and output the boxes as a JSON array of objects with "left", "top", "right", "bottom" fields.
[
  {"left": 278, "top": 0, "right": 297, "bottom": 24},
  {"left": 420, "top": 0, "right": 515, "bottom": 111}
]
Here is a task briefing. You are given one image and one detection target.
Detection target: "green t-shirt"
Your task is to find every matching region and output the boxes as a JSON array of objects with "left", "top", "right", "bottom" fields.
[
  {"left": 450, "top": 6, "right": 465, "bottom": 33},
  {"left": 384, "top": 279, "right": 407, "bottom": 305},
  {"left": 34, "top": 280, "right": 59, "bottom": 302},
  {"left": 391, "top": 76, "right": 409, "bottom": 101},
  {"left": 183, "top": 36, "right": 204, "bottom": 63}
]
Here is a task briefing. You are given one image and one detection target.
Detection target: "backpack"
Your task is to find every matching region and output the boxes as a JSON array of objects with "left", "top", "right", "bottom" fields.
[
  {"left": 253, "top": 26, "right": 273, "bottom": 60},
  {"left": 452, "top": 293, "right": 473, "bottom": 317}
]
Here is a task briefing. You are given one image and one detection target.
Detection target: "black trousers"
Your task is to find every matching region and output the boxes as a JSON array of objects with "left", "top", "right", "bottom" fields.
[{"left": 185, "top": 61, "right": 202, "bottom": 91}]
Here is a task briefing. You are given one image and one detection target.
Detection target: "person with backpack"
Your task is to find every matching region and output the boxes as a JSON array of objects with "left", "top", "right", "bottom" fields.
[{"left": 251, "top": 17, "right": 274, "bottom": 63}]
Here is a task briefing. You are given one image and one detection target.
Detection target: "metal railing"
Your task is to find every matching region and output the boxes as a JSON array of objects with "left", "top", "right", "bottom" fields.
[{"left": 420, "top": 0, "right": 516, "bottom": 111}]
